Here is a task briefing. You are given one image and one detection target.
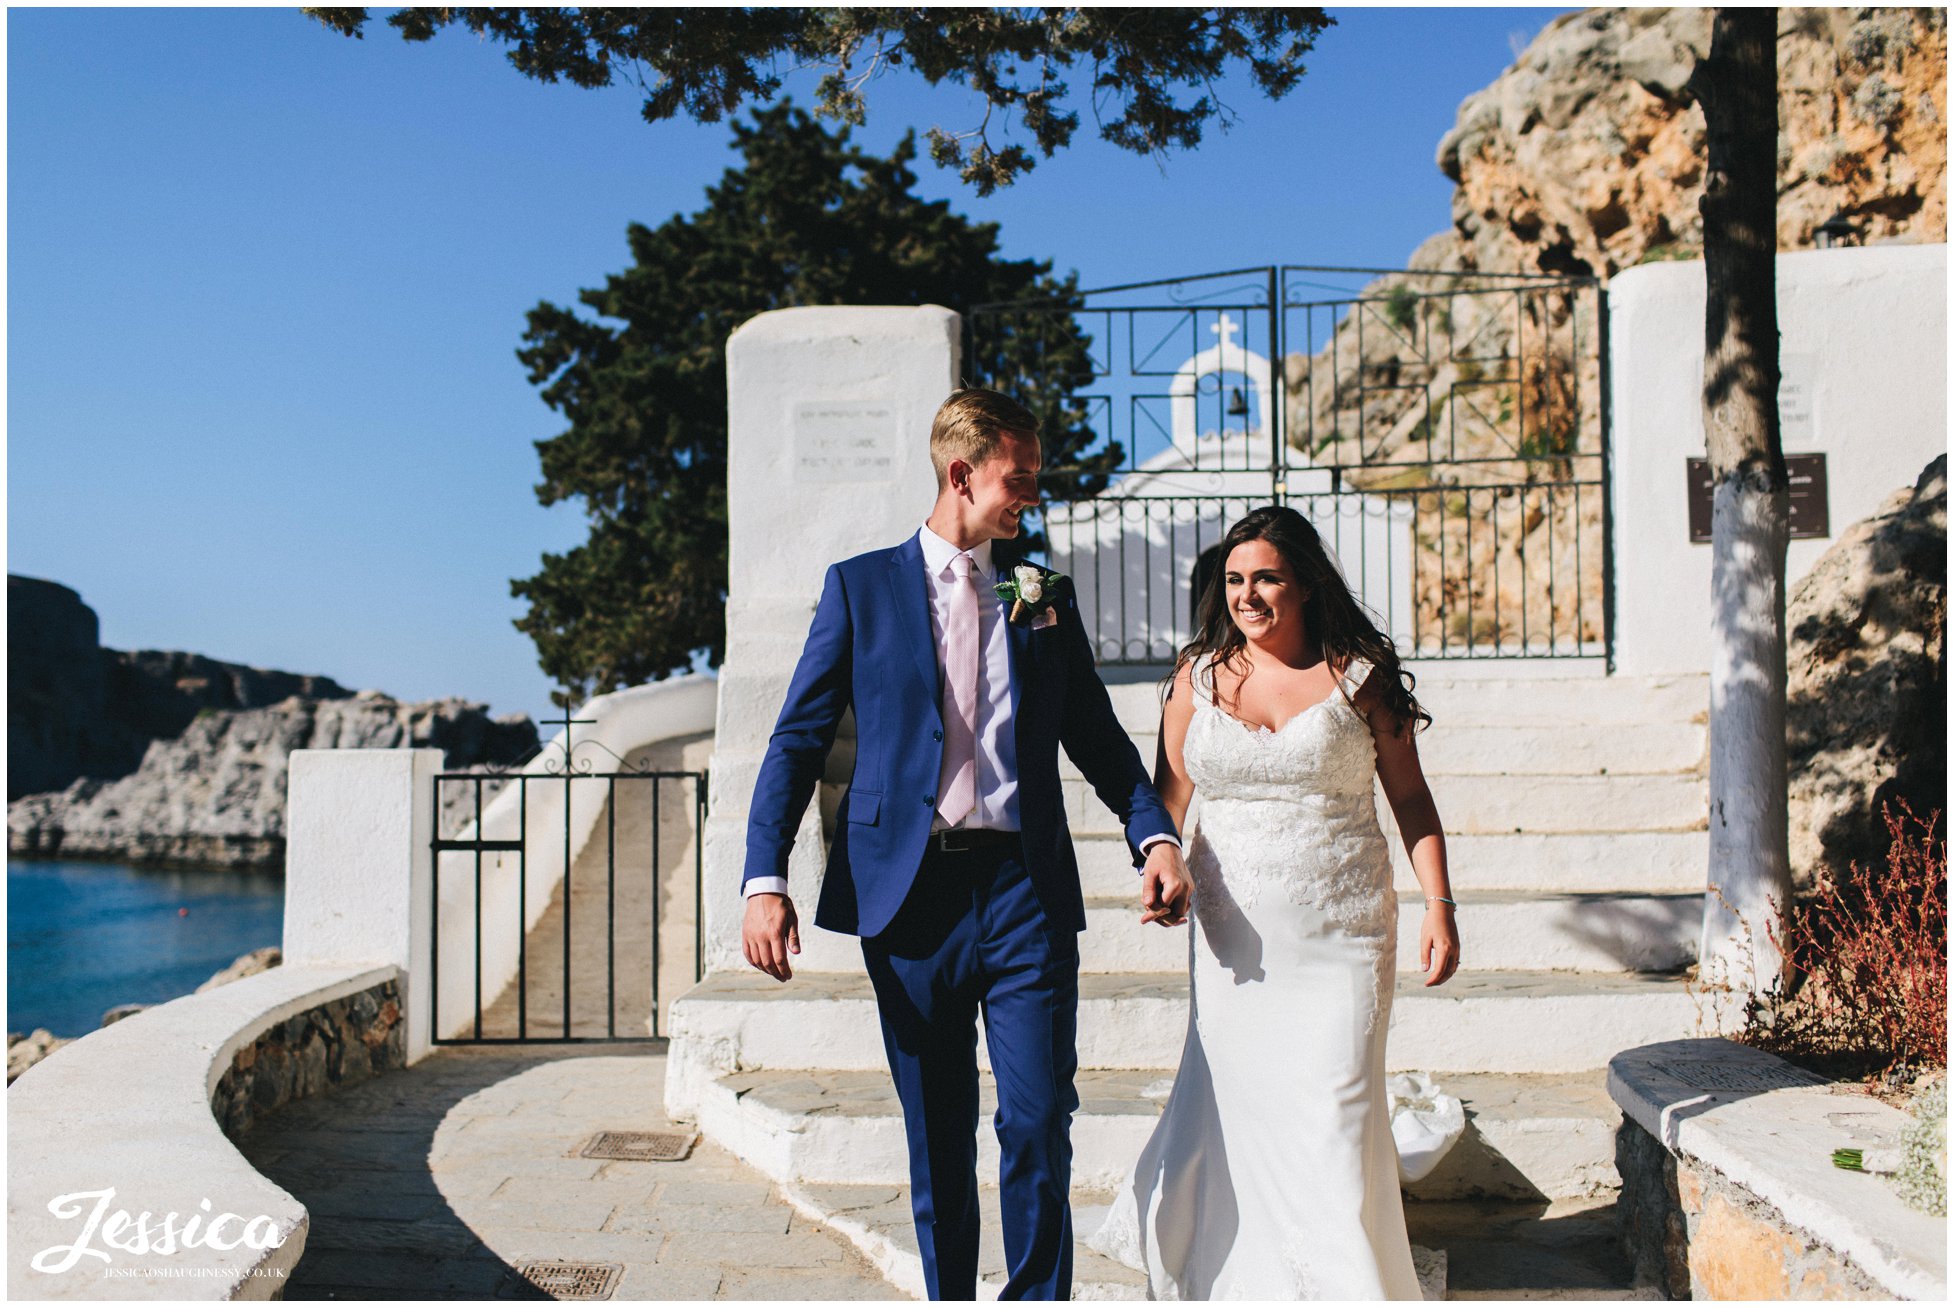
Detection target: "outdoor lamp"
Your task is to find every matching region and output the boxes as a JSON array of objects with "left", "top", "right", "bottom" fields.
[{"left": 1814, "top": 211, "right": 1862, "bottom": 249}]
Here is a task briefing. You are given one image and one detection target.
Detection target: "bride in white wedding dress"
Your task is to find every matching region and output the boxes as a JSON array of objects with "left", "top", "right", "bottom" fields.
[{"left": 1093, "top": 506, "right": 1460, "bottom": 1300}]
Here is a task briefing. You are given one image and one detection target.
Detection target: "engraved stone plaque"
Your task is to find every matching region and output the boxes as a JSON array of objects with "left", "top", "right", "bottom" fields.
[{"left": 796, "top": 400, "right": 898, "bottom": 483}]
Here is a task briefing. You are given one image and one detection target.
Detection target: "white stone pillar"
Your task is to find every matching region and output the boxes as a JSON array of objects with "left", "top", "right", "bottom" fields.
[
  {"left": 284, "top": 748, "right": 442, "bottom": 1064},
  {"left": 703, "top": 306, "right": 960, "bottom": 976}
]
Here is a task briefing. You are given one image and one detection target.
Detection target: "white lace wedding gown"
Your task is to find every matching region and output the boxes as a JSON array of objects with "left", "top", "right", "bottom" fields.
[{"left": 1092, "top": 653, "right": 1423, "bottom": 1300}]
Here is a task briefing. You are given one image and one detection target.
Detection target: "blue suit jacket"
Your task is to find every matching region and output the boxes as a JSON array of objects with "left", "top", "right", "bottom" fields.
[{"left": 743, "top": 534, "right": 1177, "bottom": 939}]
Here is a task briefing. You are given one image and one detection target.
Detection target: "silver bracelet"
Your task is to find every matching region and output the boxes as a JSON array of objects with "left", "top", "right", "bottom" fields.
[{"left": 1425, "top": 895, "right": 1456, "bottom": 906}]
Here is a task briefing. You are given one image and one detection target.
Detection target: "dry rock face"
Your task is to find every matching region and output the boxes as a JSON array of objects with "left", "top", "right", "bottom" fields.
[
  {"left": 1285, "top": 8, "right": 1947, "bottom": 655},
  {"left": 9, "top": 576, "right": 538, "bottom": 868},
  {"left": 1436, "top": 7, "right": 1946, "bottom": 279},
  {"left": 1786, "top": 455, "right": 1946, "bottom": 891},
  {"left": 8, "top": 575, "right": 358, "bottom": 800},
  {"left": 195, "top": 944, "right": 285, "bottom": 993},
  {"left": 9, "top": 690, "right": 537, "bottom": 869},
  {"left": 6, "top": 1029, "right": 71, "bottom": 1085}
]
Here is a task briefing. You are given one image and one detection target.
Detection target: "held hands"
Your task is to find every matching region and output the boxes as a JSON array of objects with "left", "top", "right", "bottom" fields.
[
  {"left": 1419, "top": 900, "right": 1461, "bottom": 986},
  {"left": 1140, "top": 842, "right": 1192, "bottom": 927},
  {"left": 742, "top": 893, "right": 800, "bottom": 982}
]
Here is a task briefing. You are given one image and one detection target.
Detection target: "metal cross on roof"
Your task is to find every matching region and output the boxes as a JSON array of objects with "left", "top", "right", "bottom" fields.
[{"left": 542, "top": 700, "right": 597, "bottom": 744}]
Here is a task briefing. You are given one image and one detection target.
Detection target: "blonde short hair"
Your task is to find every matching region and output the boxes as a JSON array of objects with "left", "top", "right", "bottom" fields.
[{"left": 930, "top": 388, "right": 1041, "bottom": 489}]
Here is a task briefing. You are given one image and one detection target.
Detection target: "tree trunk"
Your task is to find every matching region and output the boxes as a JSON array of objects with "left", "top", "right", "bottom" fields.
[{"left": 1689, "top": 9, "right": 1790, "bottom": 998}]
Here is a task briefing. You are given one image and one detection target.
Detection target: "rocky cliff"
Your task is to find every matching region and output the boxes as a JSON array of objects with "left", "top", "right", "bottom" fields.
[
  {"left": 7, "top": 579, "right": 537, "bottom": 869},
  {"left": 1786, "top": 454, "right": 1946, "bottom": 891},
  {"left": 1433, "top": 7, "right": 1945, "bottom": 279},
  {"left": 9, "top": 575, "right": 357, "bottom": 799},
  {"left": 1284, "top": 7, "right": 1947, "bottom": 654}
]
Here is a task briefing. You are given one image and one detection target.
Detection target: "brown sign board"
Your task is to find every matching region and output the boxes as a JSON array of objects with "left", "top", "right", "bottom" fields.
[{"left": 1686, "top": 454, "right": 1830, "bottom": 543}]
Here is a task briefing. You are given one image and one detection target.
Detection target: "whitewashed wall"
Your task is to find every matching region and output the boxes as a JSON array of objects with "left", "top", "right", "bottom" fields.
[
  {"left": 285, "top": 748, "right": 441, "bottom": 1063},
  {"left": 1610, "top": 243, "right": 1947, "bottom": 676},
  {"left": 704, "top": 306, "right": 959, "bottom": 974}
]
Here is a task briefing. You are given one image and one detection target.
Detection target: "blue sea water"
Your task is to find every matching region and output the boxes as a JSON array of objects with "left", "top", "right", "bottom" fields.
[{"left": 7, "top": 859, "right": 284, "bottom": 1038}]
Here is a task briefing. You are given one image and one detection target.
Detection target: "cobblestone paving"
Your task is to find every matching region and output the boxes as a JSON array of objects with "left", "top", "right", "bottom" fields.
[{"left": 234, "top": 1044, "right": 905, "bottom": 1300}]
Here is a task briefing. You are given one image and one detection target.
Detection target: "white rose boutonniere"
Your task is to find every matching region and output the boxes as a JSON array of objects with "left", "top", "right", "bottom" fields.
[{"left": 994, "top": 564, "right": 1067, "bottom": 627}]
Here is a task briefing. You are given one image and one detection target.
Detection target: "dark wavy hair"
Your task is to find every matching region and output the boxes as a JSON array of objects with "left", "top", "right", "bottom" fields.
[{"left": 1168, "top": 505, "right": 1431, "bottom": 737}]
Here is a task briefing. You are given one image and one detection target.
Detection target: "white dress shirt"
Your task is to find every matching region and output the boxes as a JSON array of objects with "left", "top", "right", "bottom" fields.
[
  {"left": 744, "top": 524, "right": 1176, "bottom": 900},
  {"left": 917, "top": 522, "right": 1020, "bottom": 833}
]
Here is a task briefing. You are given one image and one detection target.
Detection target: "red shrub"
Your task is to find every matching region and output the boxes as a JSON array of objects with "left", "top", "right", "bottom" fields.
[{"left": 1749, "top": 797, "right": 1947, "bottom": 1081}]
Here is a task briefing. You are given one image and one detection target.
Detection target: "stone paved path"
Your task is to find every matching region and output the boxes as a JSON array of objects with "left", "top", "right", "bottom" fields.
[
  {"left": 235, "top": 1044, "right": 1655, "bottom": 1300},
  {"left": 235, "top": 1044, "right": 904, "bottom": 1300},
  {"left": 1406, "top": 1197, "right": 1659, "bottom": 1300}
]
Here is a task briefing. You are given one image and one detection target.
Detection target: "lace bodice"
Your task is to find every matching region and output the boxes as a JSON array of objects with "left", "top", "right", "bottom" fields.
[
  {"left": 1181, "top": 652, "right": 1396, "bottom": 943},
  {"left": 1183, "top": 653, "right": 1381, "bottom": 800}
]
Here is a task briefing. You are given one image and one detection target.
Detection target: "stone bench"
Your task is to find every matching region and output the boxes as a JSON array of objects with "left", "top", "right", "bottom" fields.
[
  {"left": 7, "top": 963, "right": 401, "bottom": 1300},
  {"left": 1609, "top": 1037, "right": 1946, "bottom": 1300}
]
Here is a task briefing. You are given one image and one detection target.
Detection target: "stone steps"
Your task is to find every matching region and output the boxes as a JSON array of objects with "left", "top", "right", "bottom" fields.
[
  {"left": 1095, "top": 670, "right": 1705, "bottom": 732},
  {"left": 1062, "top": 719, "right": 1706, "bottom": 782},
  {"left": 664, "top": 968, "right": 1700, "bottom": 1079},
  {"left": 1072, "top": 829, "right": 1711, "bottom": 896},
  {"left": 685, "top": 668, "right": 1712, "bottom": 1248},
  {"left": 700, "top": 1065, "right": 1622, "bottom": 1203},
  {"left": 1075, "top": 890, "right": 1702, "bottom": 974}
]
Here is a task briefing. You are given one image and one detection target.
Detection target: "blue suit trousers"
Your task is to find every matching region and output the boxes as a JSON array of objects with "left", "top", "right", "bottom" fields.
[{"left": 861, "top": 843, "right": 1080, "bottom": 1301}]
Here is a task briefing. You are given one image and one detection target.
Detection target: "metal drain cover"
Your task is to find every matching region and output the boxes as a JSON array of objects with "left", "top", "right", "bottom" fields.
[
  {"left": 502, "top": 1259, "right": 621, "bottom": 1300},
  {"left": 577, "top": 1128, "right": 697, "bottom": 1161}
]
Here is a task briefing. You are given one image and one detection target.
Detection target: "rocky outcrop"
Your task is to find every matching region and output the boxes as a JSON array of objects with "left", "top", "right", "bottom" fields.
[
  {"left": 9, "top": 577, "right": 124, "bottom": 799},
  {"left": 195, "top": 945, "right": 284, "bottom": 993},
  {"left": 6, "top": 1030, "right": 70, "bottom": 1085},
  {"left": 1284, "top": 8, "right": 1946, "bottom": 654},
  {"left": 8, "top": 575, "right": 539, "bottom": 868},
  {"left": 1434, "top": 8, "right": 1946, "bottom": 280},
  {"left": 1786, "top": 455, "right": 1946, "bottom": 891},
  {"left": 9, "top": 575, "right": 357, "bottom": 800},
  {"left": 7, "top": 947, "right": 285, "bottom": 1083},
  {"left": 9, "top": 691, "right": 537, "bottom": 869}
]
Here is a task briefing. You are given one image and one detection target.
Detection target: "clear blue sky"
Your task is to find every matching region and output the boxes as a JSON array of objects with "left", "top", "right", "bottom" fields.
[{"left": 8, "top": 6, "right": 1574, "bottom": 726}]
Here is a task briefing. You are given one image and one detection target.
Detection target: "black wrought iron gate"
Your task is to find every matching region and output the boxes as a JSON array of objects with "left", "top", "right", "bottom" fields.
[
  {"left": 430, "top": 735, "right": 708, "bottom": 1044},
  {"left": 967, "top": 264, "right": 1610, "bottom": 666}
]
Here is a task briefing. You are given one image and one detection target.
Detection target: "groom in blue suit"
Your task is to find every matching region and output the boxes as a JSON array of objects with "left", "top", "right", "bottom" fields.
[{"left": 741, "top": 387, "right": 1190, "bottom": 1300}]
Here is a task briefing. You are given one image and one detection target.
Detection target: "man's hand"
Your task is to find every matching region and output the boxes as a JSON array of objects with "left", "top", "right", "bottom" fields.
[
  {"left": 1139, "top": 842, "right": 1191, "bottom": 927},
  {"left": 742, "top": 892, "right": 800, "bottom": 982}
]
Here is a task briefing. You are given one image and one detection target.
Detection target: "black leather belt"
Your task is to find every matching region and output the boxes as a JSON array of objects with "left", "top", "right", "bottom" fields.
[{"left": 929, "top": 827, "right": 1020, "bottom": 854}]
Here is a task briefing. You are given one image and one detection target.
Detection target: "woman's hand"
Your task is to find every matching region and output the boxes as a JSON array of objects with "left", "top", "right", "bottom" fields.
[{"left": 1419, "top": 902, "right": 1460, "bottom": 986}]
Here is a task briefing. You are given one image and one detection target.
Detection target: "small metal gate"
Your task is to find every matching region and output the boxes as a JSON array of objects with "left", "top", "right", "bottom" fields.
[
  {"left": 429, "top": 714, "right": 707, "bottom": 1044},
  {"left": 968, "top": 264, "right": 1610, "bottom": 665}
]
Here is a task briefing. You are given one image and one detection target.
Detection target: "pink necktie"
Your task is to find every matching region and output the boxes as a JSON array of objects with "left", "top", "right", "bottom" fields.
[{"left": 937, "top": 551, "right": 979, "bottom": 828}]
